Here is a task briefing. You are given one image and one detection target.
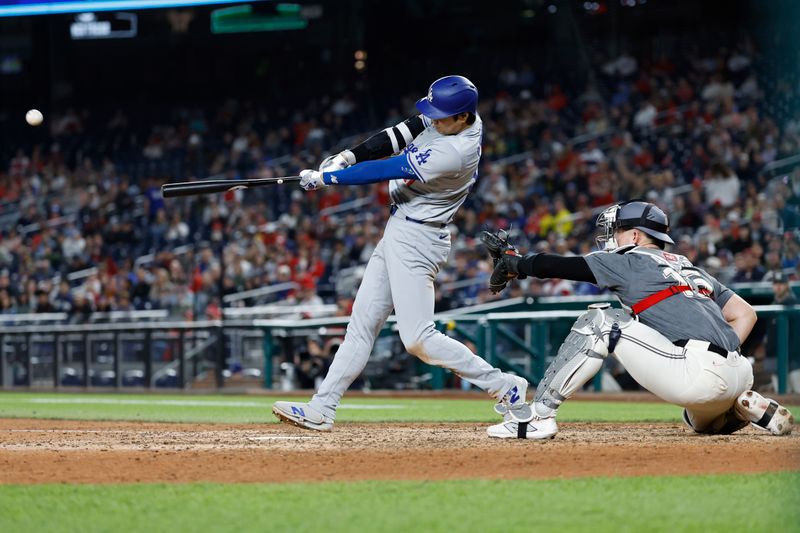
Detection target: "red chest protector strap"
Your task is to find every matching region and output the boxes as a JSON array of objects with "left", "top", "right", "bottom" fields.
[{"left": 631, "top": 285, "right": 692, "bottom": 316}]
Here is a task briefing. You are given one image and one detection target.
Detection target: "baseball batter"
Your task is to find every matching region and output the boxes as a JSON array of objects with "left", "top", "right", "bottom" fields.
[
  {"left": 273, "top": 75, "right": 531, "bottom": 431},
  {"left": 484, "top": 200, "right": 794, "bottom": 439}
]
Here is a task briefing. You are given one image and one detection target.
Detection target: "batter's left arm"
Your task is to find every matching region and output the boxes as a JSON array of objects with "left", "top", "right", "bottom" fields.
[
  {"left": 346, "top": 116, "right": 428, "bottom": 164},
  {"left": 316, "top": 116, "right": 427, "bottom": 175},
  {"left": 721, "top": 293, "right": 757, "bottom": 344}
]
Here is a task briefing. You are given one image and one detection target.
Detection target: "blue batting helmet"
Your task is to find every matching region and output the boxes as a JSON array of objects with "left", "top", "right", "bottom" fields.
[{"left": 415, "top": 75, "right": 478, "bottom": 119}]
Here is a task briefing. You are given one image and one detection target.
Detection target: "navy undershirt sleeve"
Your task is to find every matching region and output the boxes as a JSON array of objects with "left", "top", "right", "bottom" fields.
[{"left": 518, "top": 254, "right": 597, "bottom": 283}]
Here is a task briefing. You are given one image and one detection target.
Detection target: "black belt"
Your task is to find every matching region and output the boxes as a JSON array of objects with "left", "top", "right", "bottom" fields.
[
  {"left": 674, "top": 339, "right": 732, "bottom": 358},
  {"left": 389, "top": 205, "right": 447, "bottom": 229}
]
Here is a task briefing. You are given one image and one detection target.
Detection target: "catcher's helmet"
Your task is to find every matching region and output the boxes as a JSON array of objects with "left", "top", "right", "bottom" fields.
[
  {"left": 415, "top": 75, "right": 478, "bottom": 119},
  {"left": 596, "top": 200, "right": 674, "bottom": 250}
]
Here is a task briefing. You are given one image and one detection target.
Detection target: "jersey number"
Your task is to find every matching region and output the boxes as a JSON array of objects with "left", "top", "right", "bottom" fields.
[{"left": 661, "top": 267, "right": 712, "bottom": 299}]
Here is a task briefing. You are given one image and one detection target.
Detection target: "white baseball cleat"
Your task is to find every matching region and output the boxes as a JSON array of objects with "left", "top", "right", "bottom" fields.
[
  {"left": 487, "top": 416, "right": 558, "bottom": 440},
  {"left": 734, "top": 390, "right": 794, "bottom": 436},
  {"left": 494, "top": 375, "right": 533, "bottom": 423},
  {"left": 272, "top": 401, "right": 333, "bottom": 432}
]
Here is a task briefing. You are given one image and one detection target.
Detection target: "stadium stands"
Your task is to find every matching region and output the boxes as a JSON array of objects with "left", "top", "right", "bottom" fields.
[{"left": 1, "top": 39, "right": 798, "bottom": 324}]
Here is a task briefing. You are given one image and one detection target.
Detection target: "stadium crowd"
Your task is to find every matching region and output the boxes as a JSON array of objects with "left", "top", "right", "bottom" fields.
[{"left": 1, "top": 41, "right": 799, "bottom": 322}]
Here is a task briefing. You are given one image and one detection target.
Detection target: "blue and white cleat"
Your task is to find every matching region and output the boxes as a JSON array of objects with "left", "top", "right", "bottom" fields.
[
  {"left": 272, "top": 401, "right": 333, "bottom": 432},
  {"left": 494, "top": 375, "right": 533, "bottom": 423}
]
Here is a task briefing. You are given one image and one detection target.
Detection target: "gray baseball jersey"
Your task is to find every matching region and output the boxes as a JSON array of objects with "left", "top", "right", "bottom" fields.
[
  {"left": 584, "top": 246, "right": 741, "bottom": 351},
  {"left": 389, "top": 114, "right": 483, "bottom": 224},
  {"left": 308, "top": 111, "right": 522, "bottom": 421}
]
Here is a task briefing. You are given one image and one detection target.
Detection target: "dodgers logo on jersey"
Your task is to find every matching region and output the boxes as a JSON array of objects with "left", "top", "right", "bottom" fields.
[
  {"left": 415, "top": 149, "right": 432, "bottom": 166},
  {"left": 404, "top": 142, "right": 418, "bottom": 155}
]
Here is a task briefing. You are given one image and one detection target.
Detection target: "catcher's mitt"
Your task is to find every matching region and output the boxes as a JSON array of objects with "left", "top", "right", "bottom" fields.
[
  {"left": 480, "top": 229, "right": 527, "bottom": 293},
  {"left": 480, "top": 229, "right": 517, "bottom": 266}
]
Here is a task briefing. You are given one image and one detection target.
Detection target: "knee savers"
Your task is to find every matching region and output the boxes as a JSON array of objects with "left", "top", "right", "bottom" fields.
[{"left": 534, "top": 305, "right": 633, "bottom": 414}]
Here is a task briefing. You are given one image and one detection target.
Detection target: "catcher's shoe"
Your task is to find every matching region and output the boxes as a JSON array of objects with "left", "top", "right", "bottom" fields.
[
  {"left": 734, "top": 390, "right": 794, "bottom": 436},
  {"left": 494, "top": 375, "right": 533, "bottom": 423},
  {"left": 272, "top": 401, "right": 333, "bottom": 432},
  {"left": 487, "top": 416, "right": 558, "bottom": 440}
]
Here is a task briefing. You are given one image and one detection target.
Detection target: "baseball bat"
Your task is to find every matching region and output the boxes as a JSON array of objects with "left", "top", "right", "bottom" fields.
[{"left": 161, "top": 176, "right": 301, "bottom": 198}]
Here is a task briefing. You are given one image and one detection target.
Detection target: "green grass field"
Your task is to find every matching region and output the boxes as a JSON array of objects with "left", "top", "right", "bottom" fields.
[
  {"left": 1, "top": 391, "right": 797, "bottom": 533},
  {"left": 0, "top": 390, "right": 691, "bottom": 423},
  {"left": 1, "top": 474, "right": 798, "bottom": 533}
]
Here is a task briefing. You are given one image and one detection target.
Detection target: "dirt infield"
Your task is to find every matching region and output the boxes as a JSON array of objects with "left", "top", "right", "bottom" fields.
[{"left": 0, "top": 418, "right": 798, "bottom": 484}]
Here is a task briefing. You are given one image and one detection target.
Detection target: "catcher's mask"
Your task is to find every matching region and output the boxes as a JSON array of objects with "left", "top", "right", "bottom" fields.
[{"left": 596, "top": 200, "right": 674, "bottom": 251}]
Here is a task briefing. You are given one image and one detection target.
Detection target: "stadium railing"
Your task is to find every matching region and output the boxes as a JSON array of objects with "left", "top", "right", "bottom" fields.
[
  {"left": 0, "top": 320, "right": 222, "bottom": 389},
  {"left": 1, "top": 303, "right": 797, "bottom": 394}
]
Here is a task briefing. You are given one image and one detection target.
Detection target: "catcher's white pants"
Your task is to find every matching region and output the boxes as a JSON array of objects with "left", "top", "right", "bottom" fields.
[
  {"left": 611, "top": 319, "right": 753, "bottom": 430},
  {"left": 310, "top": 215, "right": 516, "bottom": 420}
]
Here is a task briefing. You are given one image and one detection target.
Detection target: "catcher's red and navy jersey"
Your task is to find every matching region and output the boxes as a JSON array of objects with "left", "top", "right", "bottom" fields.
[
  {"left": 388, "top": 114, "right": 482, "bottom": 224},
  {"left": 585, "top": 246, "right": 741, "bottom": 351}
]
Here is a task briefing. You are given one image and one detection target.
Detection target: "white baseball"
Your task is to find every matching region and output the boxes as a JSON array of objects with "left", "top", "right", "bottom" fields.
[
  {"left": 277, "top": 179, "right": 284, "bottom": 184},
  {"left": 26, "top": 109, "right": 43, "bottom": 126}
]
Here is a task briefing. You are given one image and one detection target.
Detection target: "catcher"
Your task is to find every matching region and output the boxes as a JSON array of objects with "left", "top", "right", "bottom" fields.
[{"left": 481, "top": 200, "right": 794, "bottom": 439}]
